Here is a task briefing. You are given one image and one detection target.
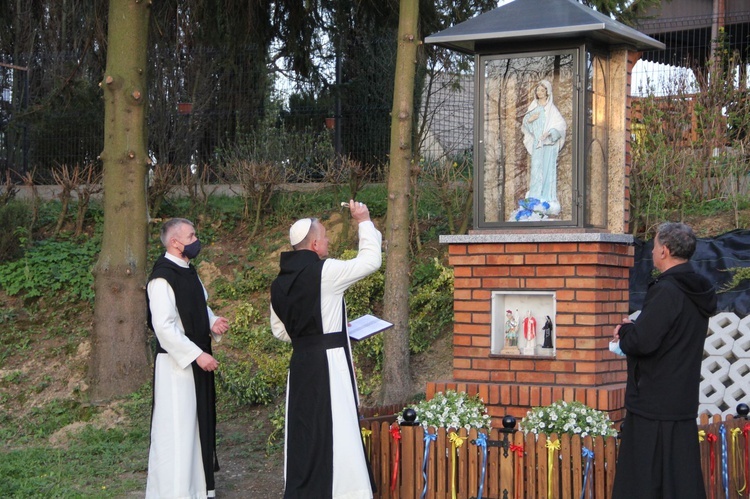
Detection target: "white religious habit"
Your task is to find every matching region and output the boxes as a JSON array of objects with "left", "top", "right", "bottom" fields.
[
  {"left": 270, "top": 220, "right": 382, "bottom": 499},
  {"left": 146, "top": 252, "right": 222, "bottom": 499}
]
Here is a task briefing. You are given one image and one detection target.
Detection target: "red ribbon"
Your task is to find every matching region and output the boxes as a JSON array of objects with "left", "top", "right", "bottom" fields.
[
  {"left": 510, "top": 444, "right": 524, "bottom": 499},
  {"left": 743, "top": 423, "right": 750, "bottom": 495},
  {"left": 390, "top": 425, "right": 402, "bottom": 492},
  {"left": 707, "top": 432, "right": 718, "bottom": 499}
]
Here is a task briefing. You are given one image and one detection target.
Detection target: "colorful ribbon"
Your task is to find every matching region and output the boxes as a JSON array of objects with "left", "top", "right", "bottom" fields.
[
  {"left": 449, "top": 432, "right": 465, "bottom": 499},
  {"left": 580, "top": 447, "right": 594, "bottom": 499},
  {"left": 705, "top": 431, "right": 717, "bottom": 499},
  {"left": 421, "top": 431, "right": 437, "bottom": 499},
  {"left": 474, "top": 433, "right": 488, "bottom": 499},
  {"left": 361, "top": 428, "right": 372, "bottom": 459},
  {"left": 721, "top": 424, "right": 729, "bottom": 499},
  {"left": 390, "top": 425, "right": 402, "bottom": 492},
  {"left": 731, "top": 427, "right": 747, "bottom": 495},
  {"left": 546, "top": 439, "right": 560, "bottom": 498},
  {"left": 509, "top": 444, "right": 524, "bottom": 499}
]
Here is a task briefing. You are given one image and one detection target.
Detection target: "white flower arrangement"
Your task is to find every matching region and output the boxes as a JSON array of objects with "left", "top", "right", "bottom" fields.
[
  {"left": 520, "top": 400, "right": 617, "bottom": 438},
  {"left": 398, "top": 390, "right": 492, "bottom": 431}
]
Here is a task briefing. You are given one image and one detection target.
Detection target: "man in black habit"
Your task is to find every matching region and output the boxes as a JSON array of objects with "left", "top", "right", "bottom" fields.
[
  {"left": 611, "top": 222, "right": 716, "bottom": 499},
  {"left": 146, "top": 217, "right": 229, "bottom": 498},
  {"left": 270, "top": 200, "right": 381, "bottom": 499}
]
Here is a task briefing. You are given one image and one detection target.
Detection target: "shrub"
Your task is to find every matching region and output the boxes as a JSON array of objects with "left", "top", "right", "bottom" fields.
[
  {"left": 215, "top": 349, "right": 290, "bottom": 406},
  {"left": 0, "top": 235, "right": 98, "bottom": 302},
  {"left": 398, "top": 390, "right": 491, "bottom": 431},
  {"left": 216, "top": 306, "right": 291, "bottom": 406},
  {"left": 408, "top": 257, "right": 454, "bottom": 353},
  {"left": 0, "top": 202, "right": 31, "bottom": 262},
  {"left": 345, "top": 254, "right": 454, "bottom": 373},
  {"left": 213, "top": 267, "right": 272, "bottom": 301},
  {"left": 520, "top": 400, "right": 617, "bottom": 438}
]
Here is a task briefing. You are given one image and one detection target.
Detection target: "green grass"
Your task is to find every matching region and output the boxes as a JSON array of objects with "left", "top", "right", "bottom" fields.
[
  {"left": 1, "top": 433, "right": 147, "bottom": 497},
  {"left": 0, "top": 386, "right": 152, "bottom": 497},
  {"left": 685, "top": 197, "right": 750, "bottom": 216}
]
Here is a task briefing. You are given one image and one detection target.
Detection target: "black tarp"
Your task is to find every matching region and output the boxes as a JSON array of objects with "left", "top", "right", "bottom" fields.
[{"left": 629, "top": 229, "right": 750, "bottom": 316}]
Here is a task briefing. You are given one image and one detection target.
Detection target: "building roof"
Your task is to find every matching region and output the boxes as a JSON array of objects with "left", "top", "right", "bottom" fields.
[
  {"left": 635, "top": 1, "right": 750, "bottom": 66},
  {"left": 425, "top": 0, "right": 665, "bottom": 54}
]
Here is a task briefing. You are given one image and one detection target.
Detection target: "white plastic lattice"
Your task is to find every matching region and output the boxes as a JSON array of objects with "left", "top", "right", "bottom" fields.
[
  {"left": 705, "top": 313, "right": 741, "bottom": 357},
  {"left": 733, "top": 316, "right": 750, "bottom": 359},
  {"left": 698, "top": 312, "right": 750, "bottom": 418}
]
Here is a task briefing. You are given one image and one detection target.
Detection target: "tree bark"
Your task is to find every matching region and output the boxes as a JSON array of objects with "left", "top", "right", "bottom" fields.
[
  {"left": 88, "top": 0, "right": 151, "bottom": 402},
  {"left": 381, "top": 0, "right": 419, "bottom": 405}
]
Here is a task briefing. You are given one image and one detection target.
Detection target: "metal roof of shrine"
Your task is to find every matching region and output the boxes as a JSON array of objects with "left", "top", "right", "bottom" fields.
[{"left": 424, "top": 0, "right": 665, "bottom": 54}]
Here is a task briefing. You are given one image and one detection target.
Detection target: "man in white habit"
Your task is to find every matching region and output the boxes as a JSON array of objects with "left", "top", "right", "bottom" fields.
[
  {"left": 270, "top": 200, "right": 381, "bottom": 499},
  {"left": 146, "top": 217, "right": 229, "bottom": 498}
]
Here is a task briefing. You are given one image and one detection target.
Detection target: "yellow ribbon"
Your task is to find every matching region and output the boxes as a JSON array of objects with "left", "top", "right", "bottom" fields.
[
  {"left": 699, "top": 429, "right": 706, "bottom": 442},
  {"left": 731, "top": 427, "right": 747, "bottom": 494},
  {"left": 546, "top": 439, "right": 561, "bottom": 498},
  {"left": 449, "top": 433, "right": 465, "bottom": 499},
  {"left": 361, "top": 428, "right": 372, "bottom": 458}
]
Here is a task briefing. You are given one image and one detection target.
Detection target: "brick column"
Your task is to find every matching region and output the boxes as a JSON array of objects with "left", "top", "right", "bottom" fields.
[{"left": 428, "top": 232, "right": 633, "bottom": 425}]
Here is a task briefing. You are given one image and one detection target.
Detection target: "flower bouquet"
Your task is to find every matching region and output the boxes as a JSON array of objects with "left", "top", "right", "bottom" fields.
[
  {"left": 520, "top": 400, "right": 617, "bottom": 438},
  {"left": 398, "top": 390, "right": 492, "bottom": 431},
  {"left": 510, "top": 197, "right": 553, "bottom": 221}
]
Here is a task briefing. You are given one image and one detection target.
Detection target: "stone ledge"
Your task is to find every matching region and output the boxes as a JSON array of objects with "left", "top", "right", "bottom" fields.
[{"left": 440, "top": 232, "right": 634, "bottom": 245}]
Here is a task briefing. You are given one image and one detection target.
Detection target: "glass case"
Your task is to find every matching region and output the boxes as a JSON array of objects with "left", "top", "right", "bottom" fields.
[{"left": 475, "top": 44, "right": 610, "bottom": 229}]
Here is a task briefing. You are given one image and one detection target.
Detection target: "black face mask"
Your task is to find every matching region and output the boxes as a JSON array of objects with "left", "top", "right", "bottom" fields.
[{"left": 181, "top": 239, "right": 202, "bottom": 259}]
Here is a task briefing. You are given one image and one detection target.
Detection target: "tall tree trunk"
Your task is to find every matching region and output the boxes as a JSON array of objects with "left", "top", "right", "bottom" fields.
[
  {"left": 88, "top": 0, "right": 151, "bottom": 402},
  {"left": 381, "top": 0, "right": 419, "bottom": 405}
]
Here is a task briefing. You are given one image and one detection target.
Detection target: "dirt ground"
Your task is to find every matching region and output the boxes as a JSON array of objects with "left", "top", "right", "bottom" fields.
[{"left": 212, "top": 410, "right": 286, "bottom": 498}]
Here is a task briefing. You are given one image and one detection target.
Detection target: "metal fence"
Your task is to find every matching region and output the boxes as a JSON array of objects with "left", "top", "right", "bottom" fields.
[{"left": 1, "top": 13, "right": 747, "bottom": 182}]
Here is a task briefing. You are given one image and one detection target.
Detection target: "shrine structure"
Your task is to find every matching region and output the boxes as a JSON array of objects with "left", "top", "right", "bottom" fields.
[{"left": 423, "top": 0, "right": 664, "bottom": 423}]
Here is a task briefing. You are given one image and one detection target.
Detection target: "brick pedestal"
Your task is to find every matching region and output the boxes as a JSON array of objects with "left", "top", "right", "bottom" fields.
[{"left": 429, "top": 232, "right": 634, "bottom": 425}]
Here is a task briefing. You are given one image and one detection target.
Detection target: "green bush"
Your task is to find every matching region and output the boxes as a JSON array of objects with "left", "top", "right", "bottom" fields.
[
  {"left": 0, "top": 235, "right": 99, "bottom": 302},
  {"left": 345, "top": 254, "right": 454, "bottom": 372},
  {"left": 408, "top": 257, "right": 454, "bottom": 353},
  {"left": 216, "top": 304, "right": 291, "bottom": 406},
  {"left": 215, "top": 349, "right": 290, "bottom": 406},
  {"left": 0, "top": 202, "right": 31, "bottom": 262},
  {"left": 213, "top": 267, "right": 272, "bottom": 301}
]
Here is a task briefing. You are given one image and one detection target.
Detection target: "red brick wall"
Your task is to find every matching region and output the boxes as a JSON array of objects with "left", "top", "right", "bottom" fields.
[{"left": 427, "top": 239, "right": 634, "bottom": 425}]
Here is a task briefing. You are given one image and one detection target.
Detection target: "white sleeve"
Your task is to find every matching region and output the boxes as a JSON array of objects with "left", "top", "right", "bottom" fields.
[
  {"left": 148, "top": 278, "right": 204, "bottom": 369},
  {"left": 323, "top": 221, "right": 382, "bottom": 294},
  {"left": 205, "top": 287, "right": 223, "bottom": 344},
  {"left": 270, "top": 304, "right": 291, "bottom": 342}
]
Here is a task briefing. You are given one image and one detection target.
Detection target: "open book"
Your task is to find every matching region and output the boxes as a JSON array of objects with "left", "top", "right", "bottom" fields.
[{"left": 348, "top": 314, "right": 393, "bottom": 341}]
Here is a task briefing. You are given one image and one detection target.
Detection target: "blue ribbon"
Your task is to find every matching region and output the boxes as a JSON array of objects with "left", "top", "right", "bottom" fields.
[
  {"left": 421, "top": 430, "right": 437, "bottom": 499},
  {"left": 721, "top": 424, "right": 729, "bottom": 498},
  {"left": 580, "top": 447, "right": 594, "bottom": 499},
  {"left": 475, "top": 432, "right": 488, "bottom": 499}
]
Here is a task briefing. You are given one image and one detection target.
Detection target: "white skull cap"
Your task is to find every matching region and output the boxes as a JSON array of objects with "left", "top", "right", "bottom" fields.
[{"left": 289, "top": 218, "right": 312, "bottom": 246}]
